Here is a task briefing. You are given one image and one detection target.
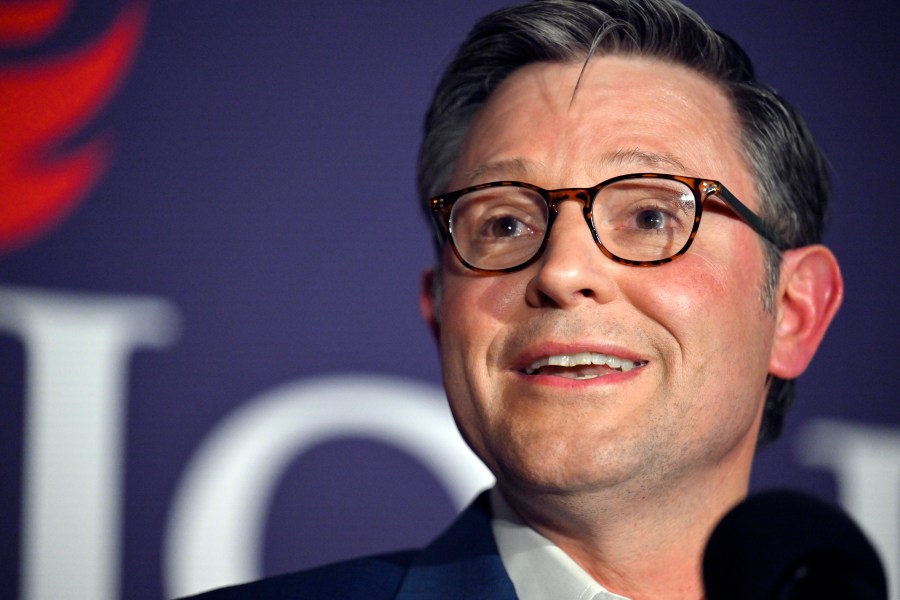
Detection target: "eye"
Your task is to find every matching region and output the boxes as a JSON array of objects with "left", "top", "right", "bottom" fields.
[
  {"left": 485, "top": 214, "right": 533, "bottom": 239},
  {"left": 448, "top": 185, "right": 548, "bottom": 269},
  {"left": 620, "top": 193, "right": 693, "bottom": 233},
  {"left": 634, "top": 208, "right": 668, "bottom": 230}
]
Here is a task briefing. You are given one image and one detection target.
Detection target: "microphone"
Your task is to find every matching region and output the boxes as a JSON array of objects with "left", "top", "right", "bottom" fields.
[{"left": 703, "top": 490, "right": 887, "bottom": 600}]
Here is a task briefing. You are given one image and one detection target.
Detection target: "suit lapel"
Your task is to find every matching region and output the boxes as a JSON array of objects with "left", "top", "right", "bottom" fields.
[{"left": 394, "top": 491, "right": 518, "bottom": 599}]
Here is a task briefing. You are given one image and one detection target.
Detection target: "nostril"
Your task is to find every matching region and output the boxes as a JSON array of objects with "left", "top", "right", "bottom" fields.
[{"left": 579, "top": 289, "right": 593, "bottom": 298}]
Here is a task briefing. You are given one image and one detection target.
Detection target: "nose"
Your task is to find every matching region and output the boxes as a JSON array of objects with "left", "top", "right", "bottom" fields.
[{"left": 525, "top": 199, "right": 617, "bottom": 308}]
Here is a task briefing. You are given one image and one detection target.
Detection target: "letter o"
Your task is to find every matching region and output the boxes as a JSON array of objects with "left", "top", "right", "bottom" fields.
[{"left": 162, "top": 374, "right": 493, "bottom": 598}]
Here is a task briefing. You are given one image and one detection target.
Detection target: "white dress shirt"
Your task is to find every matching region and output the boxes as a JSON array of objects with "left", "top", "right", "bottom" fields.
[{"left": 490, "top": 488, "right": 632, "bottom": 600}]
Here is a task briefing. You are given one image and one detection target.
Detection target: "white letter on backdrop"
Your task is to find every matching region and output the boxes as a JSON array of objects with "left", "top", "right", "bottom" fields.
[
  {"left": 163, "top": 374, "right": 493, "bottom": 598},
  {"left": 798, "top": 418, "right": 900, "bottom": 598},
  {"left": 0, "top": 286, "right": 180, "bottom": 600}
]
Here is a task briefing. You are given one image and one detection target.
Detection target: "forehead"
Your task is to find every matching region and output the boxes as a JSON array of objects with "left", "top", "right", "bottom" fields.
[{"left": 451, "top": 56, "right": 755, "bottom": 199}]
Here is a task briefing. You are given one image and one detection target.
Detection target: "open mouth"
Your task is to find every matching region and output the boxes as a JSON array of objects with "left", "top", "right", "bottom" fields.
[{"left": 521, "top": 352, "right": 647, "bottom": 380}]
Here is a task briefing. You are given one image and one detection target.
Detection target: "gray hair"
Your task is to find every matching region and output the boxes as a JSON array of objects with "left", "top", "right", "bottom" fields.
[{"left": 417, "top": 0, "right": 832, "bottom": 447}]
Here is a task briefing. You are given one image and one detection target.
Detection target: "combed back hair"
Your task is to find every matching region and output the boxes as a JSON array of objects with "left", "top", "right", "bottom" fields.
[{"left": 417, "top": 0, "right": 832, "bottom": 447}]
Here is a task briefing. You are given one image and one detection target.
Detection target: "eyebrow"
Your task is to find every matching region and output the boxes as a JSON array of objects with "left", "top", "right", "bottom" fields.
[
  {"left": 461, "top": 157, "right": 543, "bottom": 184},
  {"left": 461, "top": 149, "right": 691, "bottom": 187},
  {"left": 602, "top": 148, "right": 690, "bottom": 173}
]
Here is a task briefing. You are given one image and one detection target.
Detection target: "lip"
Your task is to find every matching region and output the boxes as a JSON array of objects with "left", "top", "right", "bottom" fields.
[
  {"left": 511, "top": 341, "right": 647, "bottom": 372},
  {"left": 507, "top": 341, "right": 648, "bottom": 388}
]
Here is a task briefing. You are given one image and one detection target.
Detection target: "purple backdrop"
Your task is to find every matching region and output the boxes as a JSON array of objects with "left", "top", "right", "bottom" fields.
[{"left": 1, "top": 1, "right": 897, "bottom": 599}]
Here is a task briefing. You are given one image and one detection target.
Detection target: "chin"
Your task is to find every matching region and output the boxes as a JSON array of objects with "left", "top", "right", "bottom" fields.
[{"left": 488, "top": 432, "right": 649, "bottom": 495}]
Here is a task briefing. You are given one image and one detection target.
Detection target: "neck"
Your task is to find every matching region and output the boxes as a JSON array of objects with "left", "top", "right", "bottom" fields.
[{"left": 497, "top": 443, "right": 755, "bottom": 599}]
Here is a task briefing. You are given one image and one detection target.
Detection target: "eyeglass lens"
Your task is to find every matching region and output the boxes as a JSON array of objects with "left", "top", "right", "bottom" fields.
[{"left": 448, "top": 177, "right": 698, "bottom": 270}]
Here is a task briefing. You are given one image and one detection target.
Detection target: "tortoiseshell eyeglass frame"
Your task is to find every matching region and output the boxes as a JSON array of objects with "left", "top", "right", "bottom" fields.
[{"left": 428, "top": 173, "right": 787, "bottom": 274}]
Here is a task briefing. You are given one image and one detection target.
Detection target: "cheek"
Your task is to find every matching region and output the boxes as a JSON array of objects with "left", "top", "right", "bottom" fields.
[
  {"left": 638, "top": 257, "right": 731, "bottom": 332},
  {"left": 661, "top": 229, "right": 765, "bottom": 310},
  {"left": 635, "top": 252, "right": 774, "bottom": 445},
  {"left": 635, "top": 247, "right": 771, "bottom": 372},
  {"left": 436, "top": 272, "right": 527, "bottom": 466},
  {"left": 439, "top": 267, "right": 525, "bottom": 344},
  {"left": 437, "top": 269, "right": 520, "bottom": 390}
]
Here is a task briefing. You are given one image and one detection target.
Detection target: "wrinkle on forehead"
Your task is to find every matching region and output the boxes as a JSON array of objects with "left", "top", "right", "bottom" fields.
[
  {"left": 462, "top": 157, "right": 546, "bottom": 185},
  {"left": 602, "top": 148, "right": 690, "bottom": 175},
  {"left": 453, "top": 57, "right": 754, "bottom": 199},
  {"left": 459, "top": 148, "right": 692, "bottom": 188}
]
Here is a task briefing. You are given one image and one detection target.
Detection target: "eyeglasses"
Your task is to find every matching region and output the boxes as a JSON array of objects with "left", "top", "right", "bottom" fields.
[{"left": 428, "top": 173, "right": 786, "bottom": 273}]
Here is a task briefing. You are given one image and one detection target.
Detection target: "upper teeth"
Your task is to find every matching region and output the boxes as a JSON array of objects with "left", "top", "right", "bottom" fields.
[{"left": 524, "top": 352, "right": 637, "bottom": 373}]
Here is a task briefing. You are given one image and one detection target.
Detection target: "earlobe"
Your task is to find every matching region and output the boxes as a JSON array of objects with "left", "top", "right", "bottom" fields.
[
  {"left": 769, "top": 245, "right": 843, "bottom": 378},
  {"left": 420, "top": 267, "right": 440, "bottom": 340}
]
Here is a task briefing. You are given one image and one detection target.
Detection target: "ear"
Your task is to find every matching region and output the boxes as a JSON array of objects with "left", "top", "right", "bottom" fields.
[
  {"left": 420, "top": 267, "right": 440, "bottom": 340},
  {"left": 768, "top": 244, "right": 843, "bottom": 378}
]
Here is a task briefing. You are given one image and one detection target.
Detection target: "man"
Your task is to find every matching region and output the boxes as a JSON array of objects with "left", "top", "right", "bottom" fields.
[{"left": 187, "top": 0, "right": 842, "bottom": 597}]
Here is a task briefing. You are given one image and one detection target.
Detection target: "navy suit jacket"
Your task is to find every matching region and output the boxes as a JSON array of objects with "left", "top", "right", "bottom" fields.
[{"left": 184, "top": 492, "right": 519, "bottom": 599}]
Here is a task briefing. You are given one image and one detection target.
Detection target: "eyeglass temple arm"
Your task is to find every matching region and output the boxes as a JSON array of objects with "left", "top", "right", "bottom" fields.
[
  {"left": 428, "top": 203, "right": 449, "bottom": 252},
  {"left": 714, "top": 184, "right": 788, "bottom": 251}
]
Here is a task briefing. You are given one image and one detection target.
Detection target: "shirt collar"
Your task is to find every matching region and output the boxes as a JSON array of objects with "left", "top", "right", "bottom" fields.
[{"left": 490, "top": 487, "right": 631, "bottom": 600}]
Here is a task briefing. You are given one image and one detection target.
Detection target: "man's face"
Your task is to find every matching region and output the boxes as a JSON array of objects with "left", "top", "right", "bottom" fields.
[{"left": 423, "top": 57, "right": 780, "bottom": 498}]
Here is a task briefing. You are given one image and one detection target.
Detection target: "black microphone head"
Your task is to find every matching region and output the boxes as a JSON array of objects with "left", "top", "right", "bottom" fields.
[{"left": 703, "top": 490, "right": 888, "bottom": 600}]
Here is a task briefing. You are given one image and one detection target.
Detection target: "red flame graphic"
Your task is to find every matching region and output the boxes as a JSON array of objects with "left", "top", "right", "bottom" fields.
[
  {"left": 0, "top": 1, "right": 148, "bottom": 253},
  {"left": 0, "top": 0, "right": 74, "bottom": 48}
]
